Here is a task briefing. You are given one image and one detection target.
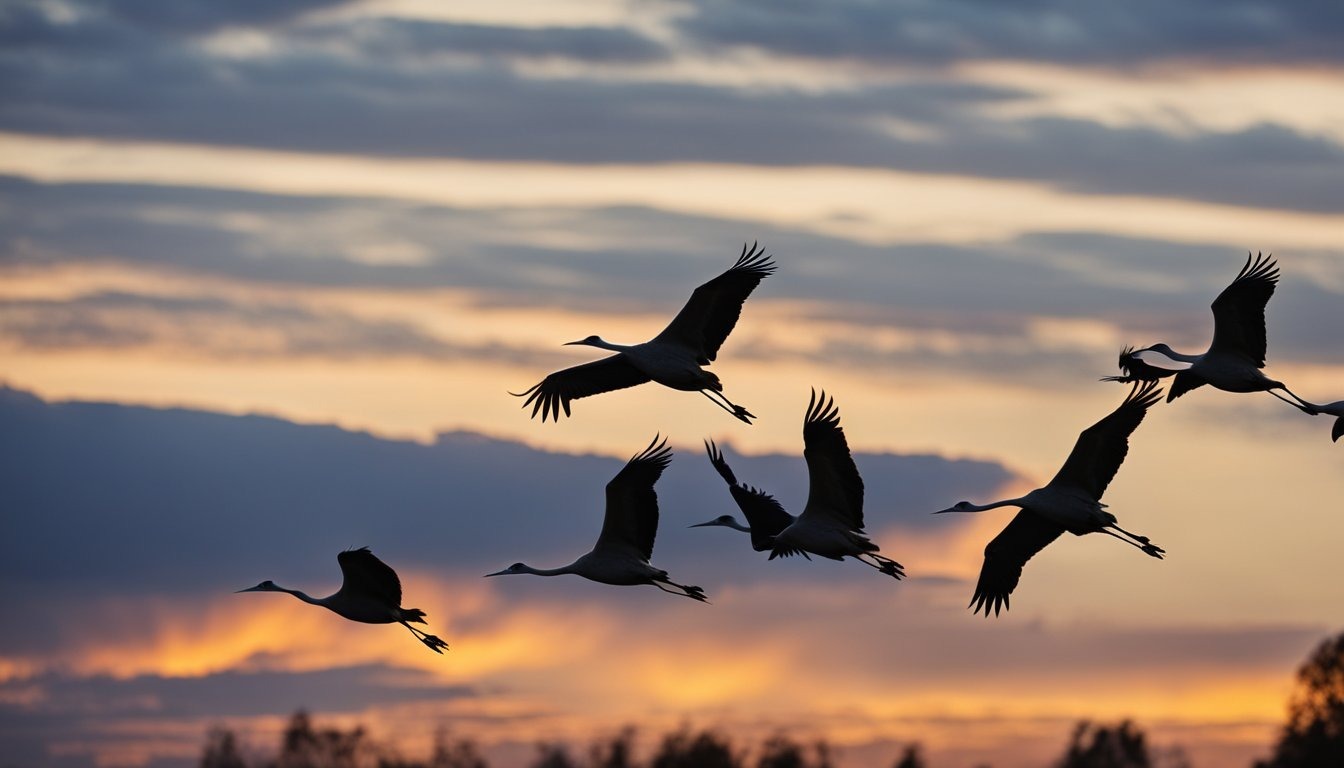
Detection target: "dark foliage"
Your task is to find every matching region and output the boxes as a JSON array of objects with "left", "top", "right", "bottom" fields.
[
  {"left": 755, "top": 734, "right": 832, "bottom": 768},
  {"left": 649, "top": 727, "right": 739, "bottom": 768},
  {"left": 202, "top": 727, "right": 248, "bottom": 768},
  {"left": 891, "top": 744, "right": 925, "bottom": 768},
  {"left": 528, "top": 743, "right": 578, "bottom": 768},
  {"left": 588, "top": 727, "right": 637, "bottom": 768},
  {"left": 1056, "top": 720, "right": 1151, "bottom": 768},
  {"left": 1257, "top": 631, "right": 1344, "bottom": 767},
  {"left": 430, "top": 728, "right": 488, "bottom": 768}
]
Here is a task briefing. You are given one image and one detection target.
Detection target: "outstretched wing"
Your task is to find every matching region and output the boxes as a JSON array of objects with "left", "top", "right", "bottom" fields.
[
  {"left": 1209, "top": 252, "right": 1277, "bottom": 366},
  {"left": 652, "top": 242, "right": 775, "bottom": 362},
  {"left": 705, "top": 440, "right": 794, "bottom": 551},
  {"left": 336, "top": 547, "right": 402, "bottom": 608},
  {"left": 597, "top": 436, "right": 672, "bottom": 560},
  {"left": 513, "top": 355, "right": 651, "bottom": 422},
  {"left": 1049, "top": 380, "right": 1163, "bottom": 499},
  {"left": 800, "top": 389, "right": 865, "bottom": 530},
  {"left": 970, "top": 511, "right": 1065, "bottom": 617}
]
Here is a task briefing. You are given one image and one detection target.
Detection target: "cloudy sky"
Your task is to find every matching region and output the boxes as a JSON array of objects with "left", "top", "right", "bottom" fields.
[{"left": 2, "top": 1, "right": 1343, "bottom": 766}]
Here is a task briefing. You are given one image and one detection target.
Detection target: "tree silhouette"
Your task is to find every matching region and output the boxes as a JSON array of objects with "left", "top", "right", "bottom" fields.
[
  {"left": 1258, "top": 631, "right": 1344, "bottom": 767},
  {"left": 649, "top": 727, "right": 740, "bottom": 768},
  {"left": 891, "top": 744, "right": 925, "bottom": 768},
  {"left": 755, "top": 734, "right": 832, "bottom": 768},
  {"left": 201, "top": 727, "right": 248, "bottom": 768},
  {"left": 588, "top": 727, "right": 637, "bottom": 768},
  {"left": 1056, "top": 720, "right": 1151, "bottom": 768},
  {"left": 529, "top": 743, "right": 577, "bottom": 768},
  {"left": 273, "top": 711, "right": 374, "bottom": 768},
  {"left": 430, "top": 728, "right": 488, "bottom": 768}
]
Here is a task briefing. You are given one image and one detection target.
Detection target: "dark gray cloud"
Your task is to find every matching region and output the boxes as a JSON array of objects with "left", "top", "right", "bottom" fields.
[
  {"left": 296, "top": 18, "right": 669, "bottom": 63},
  {"left": 2, "top": 3, "right": 1341, "bottom": 211},
  {"left": 0, "top": 290, "right": 561, "bottom": 366},
  {"left": 4, "top": 178, "right": 1341, "bottom": 375},
  {"left": 0, "top": 385, "right": 1015, "bottom": 637},
  {"left": 71, "top": 0, "right": 351, "bottom": 35},
  {"left": 677, "top": 0, "right": 1344, "bottom": 68}
]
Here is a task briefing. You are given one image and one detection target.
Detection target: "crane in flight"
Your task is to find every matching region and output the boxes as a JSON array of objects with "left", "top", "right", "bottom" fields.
[
  {"left": 237, "top": 547, "right": 449, "bottom": 653},
  {"left": 1103, "top": 253, "right": 1315, "bottom": 413},
  {"left": 707, "top": 390, "right": 904, "bottom": 578},
  {"left": 485, "top": 436, "right": 708, "bottom": 601},
  {"left": 689, "top": 439, "right": 802, "bottom": 557},
  {"left": 935, "top": 381, "right": 1166, "bottom": 617},
  {"left": 513, "top": 242, "right": 774, "bottom": 424}
]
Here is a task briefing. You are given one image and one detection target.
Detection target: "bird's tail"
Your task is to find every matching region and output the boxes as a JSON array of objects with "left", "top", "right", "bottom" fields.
[{"left": 400, "top": 607, "right": 428, "bottom": 624}]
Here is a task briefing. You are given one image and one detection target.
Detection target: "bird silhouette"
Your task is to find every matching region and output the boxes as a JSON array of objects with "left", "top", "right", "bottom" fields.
[
  {"left": 513, "top": 242, "right": 774, "bottom": 424},
  {"left": 1103, "top": 253, "right": 1315, "bottom": 413},
  {"left": 237, "top": 547, "right": 449, "bottom": 653},
  {"left": 689, "top": 439, "right": 804, "bottom": 557},
  {"left": 731, "top": 390, "right": 904, "bottom": 578},
  {"left": 485, "top": 436, "right": 707, "bottom": 601},
  {"left": 935, "top": 381, "right": 1166, "bottom": 617}
]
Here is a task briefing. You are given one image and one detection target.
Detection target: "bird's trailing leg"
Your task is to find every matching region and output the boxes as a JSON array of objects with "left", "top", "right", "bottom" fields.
[
  {"left": 653, "top": 579, "right": 710, "bottom": 603},
  {"left": 1101, "top": 527, "right": 1165, "bottom": 559},
  {"left": 854, "top": 553, "right": 906, "bottom": 580},
  {"left": 400, "top": 621, "right": 450, "bottom": 653},
  {"left": 700, "top": 389, "right": 755, "bottom": 424},
  {"left": 1267, "top": 387, "right": 1318, "bottom": 415}
]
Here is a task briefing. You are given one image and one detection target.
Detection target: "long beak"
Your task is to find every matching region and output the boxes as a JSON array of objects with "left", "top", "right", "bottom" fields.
[
  {"left": 688, "top": 520, "right": 719, "bottom": 528},
  {"left": 932, "top": 508, "right": 959, "bottom": 515},
  {"left": 562, "top": 340, "right": 584, "bottom": 346},
  {"left": 483, "top": 569, "right": 510, "bottom": 577},
  {"left": 235, "top": 586, "right": 263, "bottom": 592}
]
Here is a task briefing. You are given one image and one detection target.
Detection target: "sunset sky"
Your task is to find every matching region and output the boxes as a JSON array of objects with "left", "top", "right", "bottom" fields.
[{"left": 2, "top": 1, "right": 1344, "bottom": 766}]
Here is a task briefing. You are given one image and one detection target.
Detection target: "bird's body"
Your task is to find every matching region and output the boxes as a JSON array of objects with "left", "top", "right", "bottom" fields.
[
  {"left": 1105, "top": 253, "right": 1314, "bottom": 413},
  {"left": 936, "top": 381, "right": 1166, "bottom": 617},
  {"left": 514, "top": 243, "right": 774, "bottom": 423},
  {"left": 486, "top": 436, "right": 707, "bottom": 601},
  {"left": 237, "top": 547, "right": 449, "bottom": 653},
  {"left": 696, "top": 391, "right": 903, "bottom": 578}
]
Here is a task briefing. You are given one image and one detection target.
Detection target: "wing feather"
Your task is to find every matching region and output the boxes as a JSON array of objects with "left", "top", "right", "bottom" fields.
[
  {"left": 513, "top": 355, "right": 651, "bottom": 422},
  {"left": 336, "top": 547, "right": 402, "bottom": 608},
  {"left": 800, "top": 389, "right": 865, "bottom": 530},
  {"left": 969, "top": 512, "right": 1065, "bottom": 617},
  {"left": 652, "top": 242, "right": 775, "bottom": 362},
  {"left": 1048, "top": 381, "right": 1162, "bottom": 498},
  {"left": 1209, "top": 252, "right": 1277, "bottom": 365},
  {"left": 598, "top": 436, "right": 672, "bottom": 560},
  {"left": 706, "top": 440, "right": 794, "bottom": 551}
]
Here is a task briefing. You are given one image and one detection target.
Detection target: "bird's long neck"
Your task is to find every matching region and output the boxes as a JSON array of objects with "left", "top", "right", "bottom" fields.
[
  {"left": 587, "top": 337, "right": 633, "bottom": 353},
  {"left": 1148, "top": 346, "right": 1200, "bottom": 363},
  {"left": 959, "top": 497, "right": 1028, "bottom": 513},
  {"left": 276, "top": 585, "right": 325, "bottom": 606},
  {"left": 724, "top": 519, "right": 752, "bottom": 533},
  {"left": 519, "top": 564, "right": 576, "bottom": 577}
]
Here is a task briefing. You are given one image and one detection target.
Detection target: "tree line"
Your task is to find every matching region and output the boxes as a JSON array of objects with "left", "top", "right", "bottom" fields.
[{"left": 201, "top": 631, "right": 1344, "bottom": 768}]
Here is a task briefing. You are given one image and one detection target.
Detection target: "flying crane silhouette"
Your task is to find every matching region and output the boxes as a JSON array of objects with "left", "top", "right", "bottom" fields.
[
  {"left": 513, "top": 242, "right": 774, "bottom": 424},
  {"left": 704, "top": 390, "right": 904, "bottom": 578},
  {"left": 237, "top": 547, "right": 449, "bottom": 653},
  {"left": 485, "top": 436, "right": 708, "bottom": 601},
  {"left": 689, "top": 439, "right": 802, "bottom": 556},
  {"left": 935, "top": 381, "right": 1167, "bottom": 617},
  {"left": 1103, "top": 253, "right": 1315, "bottom": 413}
]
